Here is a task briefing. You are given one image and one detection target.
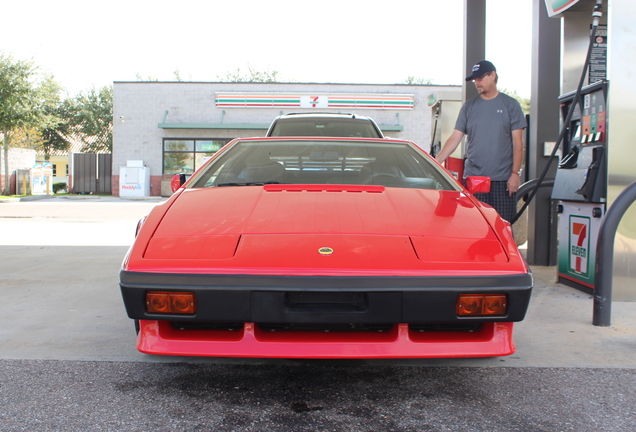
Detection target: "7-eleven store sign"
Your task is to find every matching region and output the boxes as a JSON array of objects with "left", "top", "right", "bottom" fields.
[
  {"left": 215, "top": 93, "right": 414, "bottom": 110},
  {"left": 300, "top": 95, "right": 328, "bottom": 108}
]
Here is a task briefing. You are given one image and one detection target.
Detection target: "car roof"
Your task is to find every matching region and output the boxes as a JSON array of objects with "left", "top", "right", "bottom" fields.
[
  {"left": 275, "top": 112, "right": 372, "bottom": 119},
  {"left": 233, "top": 136, "right": 409, "bottom": 144},
  {"left": 266, "top": 112, "right": 384, "bottom": 138}
]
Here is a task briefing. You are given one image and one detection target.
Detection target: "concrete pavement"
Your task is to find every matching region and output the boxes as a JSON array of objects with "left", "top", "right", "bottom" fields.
[{"left": 0, "top": 196, "right": 634, "bottom": 367}]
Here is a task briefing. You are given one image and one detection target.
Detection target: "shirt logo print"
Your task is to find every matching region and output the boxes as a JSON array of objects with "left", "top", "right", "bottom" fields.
[{"left": 497, "top": 109, "right": 503, "bottom": 114}]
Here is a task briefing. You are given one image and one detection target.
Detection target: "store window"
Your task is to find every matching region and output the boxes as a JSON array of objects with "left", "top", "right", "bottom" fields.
[{"left": 163, "top": 139, "right": 229, "bottom": 175}]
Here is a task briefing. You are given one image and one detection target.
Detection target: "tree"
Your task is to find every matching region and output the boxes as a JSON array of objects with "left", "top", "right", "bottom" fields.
[
  {"left": 217, "top": 66, "right": 281, "bottom": 83},
  {"left": 0, "top": 53, "right": 61, "bottom": 195},
  {"left": 172, "top": 69, "right": 184, "bottom": 82},
  {"left": 39, "top": 97, "right": 75, "bottom": 160},
  {"left": 135, "top": 73, "right": 158, "bottom": 82},
  {"left": 35, "top": 75, "right": 70, "bottom": 160},
  {"left": 501, "top": 88, "right": 531, "bottom": 115},
  {"left": 71, "top": 86, "right": 113, "bottom": 153},
  {"left": 403, "top": 76, "right": 433, "bottom": 85}
]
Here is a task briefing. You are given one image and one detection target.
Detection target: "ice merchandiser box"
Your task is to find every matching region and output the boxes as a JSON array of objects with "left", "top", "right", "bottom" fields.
[{"left": 119, "top": 160, "right": 150, "bottom": 197}]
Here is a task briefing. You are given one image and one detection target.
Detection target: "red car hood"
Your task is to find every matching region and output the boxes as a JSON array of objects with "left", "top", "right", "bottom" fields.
[{"left": 134, "top": 185, "right": 523, "bottom": 275}]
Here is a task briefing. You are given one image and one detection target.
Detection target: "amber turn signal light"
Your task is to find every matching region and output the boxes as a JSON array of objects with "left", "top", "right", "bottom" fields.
[
  {"left": 456, "top": 294, "right": 507, "bottom": 317},
  {"left": 146, "top": 291, "right": 196, "bottom": 314}
]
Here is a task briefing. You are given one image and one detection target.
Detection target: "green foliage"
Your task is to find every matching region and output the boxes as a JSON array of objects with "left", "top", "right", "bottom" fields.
[
  {"left": 0, "top": 54, "right": 39, "bottom": 132},
  {"left": 135, "top": 73, "right": 159, "bottom": 82},
  {"left": 0, "top": 55, "right": 61, "bottom": 135},
  {"left": 0, "top": 52, "right": 63, "bottom": 194},
  {"left": 217, "top": 66, "right": 281, "bottom": 83},
  {"left": 39, "top": 81, "right": 74, "bottom": 159},
  {"left": 39, "top": 85, "right": 113, "bottom": 156},
  {"left": 403, "top": 76, "right": 433, "bottom": 85},
  {"left": 71, "top": 86, "right": 113, "bottom": 153},
  {"left": 501, "top": 88, "right": 531, "bottom": 115},
  {"left": 53, "top": 182, "right": 68, "bottom": 193}
]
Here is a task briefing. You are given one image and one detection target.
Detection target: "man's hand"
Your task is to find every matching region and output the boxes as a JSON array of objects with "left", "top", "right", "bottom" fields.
[
  {"left": 508, "top": 129, "right": 524, "bottom": 196},
  {"left": 508, "top": 172, "right": 521, "bottom": 196}
]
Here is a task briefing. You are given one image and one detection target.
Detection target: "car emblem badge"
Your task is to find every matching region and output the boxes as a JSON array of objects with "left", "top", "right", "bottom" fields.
[{"left": 318, "top": 247, "right": 334, "bottom": 255}]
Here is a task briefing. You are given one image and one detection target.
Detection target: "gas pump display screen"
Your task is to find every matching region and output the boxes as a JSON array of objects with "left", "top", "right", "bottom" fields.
[{"left": 581, "top": 92, "right": 606, "bottom": 144}]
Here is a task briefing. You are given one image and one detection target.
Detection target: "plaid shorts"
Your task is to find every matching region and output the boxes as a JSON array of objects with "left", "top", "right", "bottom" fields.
[{"left": 473, "top": 181, "right": 517, "bottom": 223}]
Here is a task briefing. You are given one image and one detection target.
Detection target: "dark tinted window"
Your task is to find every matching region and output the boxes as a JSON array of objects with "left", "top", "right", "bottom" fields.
[
  {"left": 268, "top": 117, "right": 382, "bottom": 138},
  {"left": 163, "top": 139, "right": 229, "bottom": 174},
  {"left": 189, "top": 139, "right": 456, "bottom": 191}
]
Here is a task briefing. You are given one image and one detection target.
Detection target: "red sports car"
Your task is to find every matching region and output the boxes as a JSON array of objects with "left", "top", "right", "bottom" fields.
[{"left": 120, "top": 136, "right": 532, "bottom": 358}]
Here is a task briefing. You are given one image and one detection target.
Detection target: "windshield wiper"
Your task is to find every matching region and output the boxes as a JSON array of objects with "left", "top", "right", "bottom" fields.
[{"left": 217, "top": 181, "right": 281, "bottom": 187}]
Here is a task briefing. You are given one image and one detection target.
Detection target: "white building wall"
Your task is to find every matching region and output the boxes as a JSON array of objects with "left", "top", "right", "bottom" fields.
[
  {"left": 0, "top": 148, "right": 37, "bottom": 175},
  {"left": 0, "top": 148, "right": 36, "bottom": 195}
]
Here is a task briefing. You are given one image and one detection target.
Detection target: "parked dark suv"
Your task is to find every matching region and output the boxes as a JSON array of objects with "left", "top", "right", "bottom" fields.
[{"left": 266, "top": 112, "right": 384, "bottom": 138}]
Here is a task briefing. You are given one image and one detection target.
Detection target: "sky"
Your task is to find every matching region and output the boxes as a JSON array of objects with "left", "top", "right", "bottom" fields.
[{"left": 1, "top": 0, "right": 532, "bottom": 98}]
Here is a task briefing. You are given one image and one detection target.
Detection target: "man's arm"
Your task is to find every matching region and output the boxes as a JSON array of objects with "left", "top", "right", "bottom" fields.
[
  {"left": 435, "top": 129, "right": 465, "bottom": 164},
  {"left": 507, "top": 128, "right": 524, "bottom": 195}
]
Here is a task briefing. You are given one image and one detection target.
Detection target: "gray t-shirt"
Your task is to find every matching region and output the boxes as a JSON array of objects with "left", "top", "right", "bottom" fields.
[{"left": 454, "top": 92, "right": 526, "bottom": 181}]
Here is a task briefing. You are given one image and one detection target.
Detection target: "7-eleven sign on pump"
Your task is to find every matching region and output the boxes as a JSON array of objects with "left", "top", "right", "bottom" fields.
[
  {"left": 557, "top": 201, "right": 602, "bottom": 291},
  {"left": 568, "top": 216, "right": 590, "bottom": 278},
  {"left": 300, "top": 95, "right": 329, "bottom": 108}
]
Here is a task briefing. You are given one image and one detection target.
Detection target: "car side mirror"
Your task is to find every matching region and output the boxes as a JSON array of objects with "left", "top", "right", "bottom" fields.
[
  {"left": 171, "top": 174, "right": 186, "bottom": 193},
  {"left": 465, "top": 176, "right": 491, "bottom": 194}
]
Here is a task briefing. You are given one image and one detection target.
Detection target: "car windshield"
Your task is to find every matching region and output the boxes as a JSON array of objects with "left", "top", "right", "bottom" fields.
[
  {"left": 189, "top": 139, "right": 457, "bottom": 190},
  {"left": 268, "top": 117, "right": 382, "bottom": 138}
]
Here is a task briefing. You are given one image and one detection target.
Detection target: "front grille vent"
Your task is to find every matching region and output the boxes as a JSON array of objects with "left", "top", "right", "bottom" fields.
[
  {"left": 258, "top": 323, "right": 394, "bottom": 333},
  {"left": 171, "top": 321, "right": 244, "bottom": 331}
]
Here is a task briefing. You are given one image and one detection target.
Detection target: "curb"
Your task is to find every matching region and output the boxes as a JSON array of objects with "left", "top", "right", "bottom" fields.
[
  {"left": 118, "top": 196, "right": 166, "bottom": 201},
  {"left": 0, "top": 194, "right": 165, "bottom": 203},
  {"left": 59, "top": 195, "right": 106, "bottom": 200},
  {"left": 0, "top": 195, "right": 54, "bottom": 203}
]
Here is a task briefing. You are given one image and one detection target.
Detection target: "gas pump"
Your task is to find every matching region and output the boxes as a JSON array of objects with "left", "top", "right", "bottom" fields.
[
  {"left": 427, "top": 91, "right": 463, "bottom": 178},
  {"left": 551, "top": 80, "right": 608, "bottom": 292}
]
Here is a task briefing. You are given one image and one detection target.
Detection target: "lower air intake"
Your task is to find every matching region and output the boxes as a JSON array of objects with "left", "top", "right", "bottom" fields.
[
  {"left": 410, "top": 323, "right": 483, "bottom": 332},
  {"left": 258, "top": 323, "right": 394, "bottom": 332}
]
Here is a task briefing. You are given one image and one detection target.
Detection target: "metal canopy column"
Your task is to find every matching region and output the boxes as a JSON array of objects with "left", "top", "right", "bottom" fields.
[
  {"left": 526, "top": 0, "right": 562, "bottom": 266},
  {"left": 463, "top": 0, "right": 486, "bottom": 102}
]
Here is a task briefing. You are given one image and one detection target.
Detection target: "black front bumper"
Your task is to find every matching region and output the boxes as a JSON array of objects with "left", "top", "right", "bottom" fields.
[{"left": 120, "top": 271, "right": 533, "bottom": 324}]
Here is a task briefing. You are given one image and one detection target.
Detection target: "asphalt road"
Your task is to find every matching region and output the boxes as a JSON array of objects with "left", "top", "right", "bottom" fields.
[
  {"left": 1, "top": 197, "right": 635, "bottom": 432},
  {"left": 2, "top": 360, "right": 635, "bottom": 432}
]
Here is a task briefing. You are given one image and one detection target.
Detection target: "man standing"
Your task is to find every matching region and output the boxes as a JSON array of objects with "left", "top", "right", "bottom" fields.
[{"left": 436, "top": 60, "right": 526, "bottom": 223}]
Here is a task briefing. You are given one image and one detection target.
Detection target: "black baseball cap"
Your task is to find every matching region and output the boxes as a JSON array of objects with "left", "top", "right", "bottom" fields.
[{"left": 465, "top": 60, "right": 496, "bottom": 81}]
